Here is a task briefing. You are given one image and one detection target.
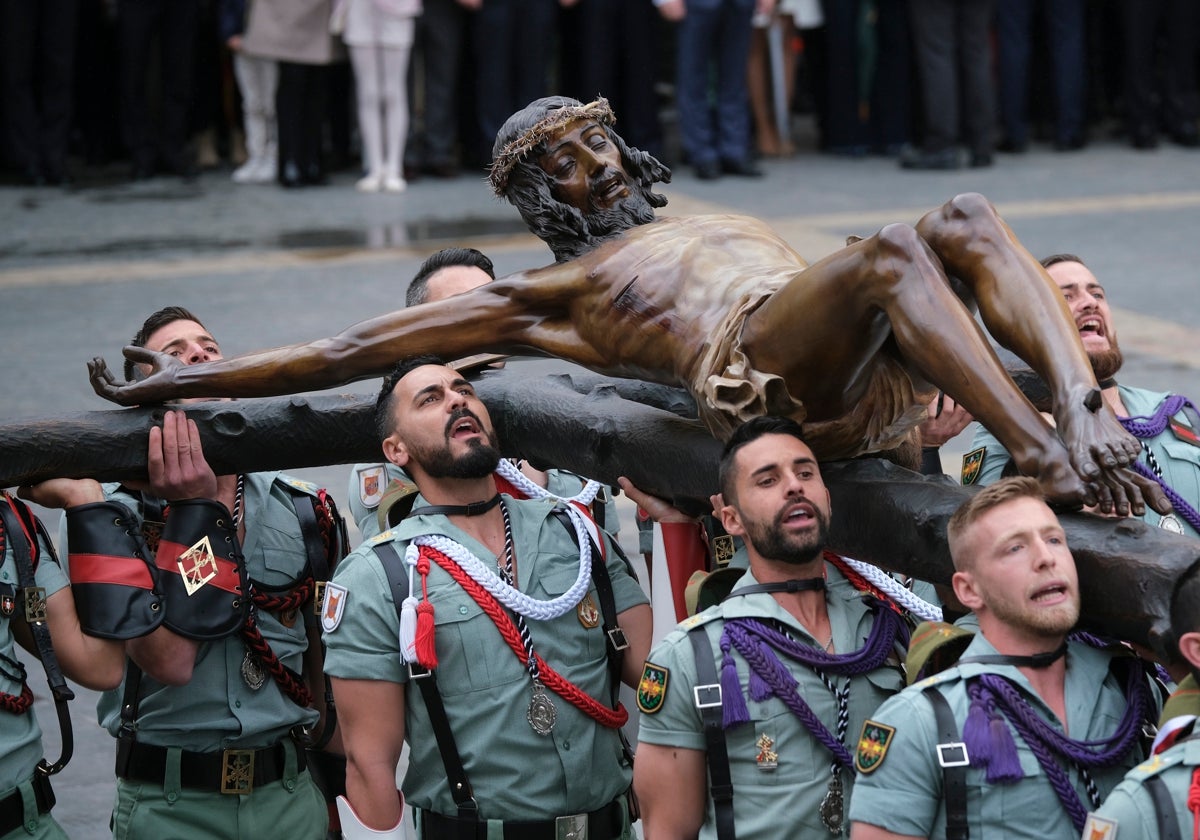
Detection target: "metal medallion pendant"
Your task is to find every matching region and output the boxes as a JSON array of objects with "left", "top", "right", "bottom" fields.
[
  {"left": 820, "top": 774, "right": 844, "bottom": 835},
  {"left": 1159, "top": 513, "right": 1186, "bottom": 535},
  {"left": 241, "top": 650, "right": 267, "bottom": 691},
  {"left": 527, "top": 683, "right": 557, "bottom": 735}
]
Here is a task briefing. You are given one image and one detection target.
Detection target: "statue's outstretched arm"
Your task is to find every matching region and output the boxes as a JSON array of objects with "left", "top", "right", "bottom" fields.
[{"left": 89, "top": 281, "right": 553, "bottom": 405}]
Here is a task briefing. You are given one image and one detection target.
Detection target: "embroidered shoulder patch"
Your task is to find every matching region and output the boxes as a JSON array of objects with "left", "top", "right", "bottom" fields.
[
  {"left": 1080, "top": 813, "right": 1118, "bottom": 840},
  {"left": 321, "top": 582, "right": 348, "bottom": 633},
  {"left": 357, "top": 466, "right": 385, "bottom": 508},
  {"left": 854, "top": 720, "right": 896, "bottom": 774},
  {"left": 960, "top": 448, "right": 986, "bottom": 485},
  {"left": 636, "top": 663, "right": 669, "bottom": 714}
]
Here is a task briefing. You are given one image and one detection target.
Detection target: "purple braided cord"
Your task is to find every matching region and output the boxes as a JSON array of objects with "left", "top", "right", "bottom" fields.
[
  {"left": 969, "top": 660, "right": 1151, "bottom": 831},
  {"left": 720, "top": 607, "right": 905, "bottom": 769},
  {"left": 1118, "top": 395, "right": 1200, "bottom": 532}
]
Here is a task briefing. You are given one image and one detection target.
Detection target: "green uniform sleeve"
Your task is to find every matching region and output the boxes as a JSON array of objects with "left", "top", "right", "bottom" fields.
[
  {"left": 322, "top": 544, "right": 408, "bottom": 683},
  {"left": 846, "top": 688, "right": 944, "bottom": 836},
  {"left": 1086, "top": 783, "right": 1157, "bottom": 840},
  {"left": 636, "top": 629, "right": 707, "bottom": 751},
  {"left": 963, "top": 426, "right": 1012, "bottom": 486}
]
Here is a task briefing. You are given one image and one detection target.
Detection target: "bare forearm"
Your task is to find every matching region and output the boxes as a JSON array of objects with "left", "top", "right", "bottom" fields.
[{"left": 345, "top": 756, "right": 404, "bottom": 830}]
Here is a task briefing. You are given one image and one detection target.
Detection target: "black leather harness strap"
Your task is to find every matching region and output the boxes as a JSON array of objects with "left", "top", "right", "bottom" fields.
[
  {"left": 923, "top": 686, "right": 970, "bottom": 840},
  {"left": 688, "top": 624, "right": 736, "bottom": 840},
  {"left": 1144, "top": 772, "right": 1183, "bottom": 840},
  {"left": 0, "top": 496, "right": 74, "bottom": 775}
]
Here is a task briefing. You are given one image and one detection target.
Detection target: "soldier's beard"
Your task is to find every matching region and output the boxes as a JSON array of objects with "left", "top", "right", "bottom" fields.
[{"left": 1089, "top": 336, "right": 1124, "bottom": 382}]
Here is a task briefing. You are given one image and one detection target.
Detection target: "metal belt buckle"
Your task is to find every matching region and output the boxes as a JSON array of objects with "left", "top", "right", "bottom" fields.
[
  {"left": 23, "top": 586, "right": 47, "bottom": 623},
  {"left": 221, "top": 749, "right": 255, "bottom": 794},
  {"left": 313, "top": 581, "right": 327, "bottom": 616},
  {"left": 606, "top": 627, "right": 629, "bottom": 652},
  {"left": 936, "top": 741, "right": 970, "bottom": 768},
  {"left": 693, "top": 683, "right": 723, "bottom": 709},
  {"left": 408, "top": 663, "right": 432, "bottom": 680},
  {"left": 555, "top": 813, "right": 588, "bottom": 840}
]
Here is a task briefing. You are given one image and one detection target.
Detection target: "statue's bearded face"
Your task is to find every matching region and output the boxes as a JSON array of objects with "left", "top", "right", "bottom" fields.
[{"left": 539, "top": 119, "right": 631, "bottom": 215}]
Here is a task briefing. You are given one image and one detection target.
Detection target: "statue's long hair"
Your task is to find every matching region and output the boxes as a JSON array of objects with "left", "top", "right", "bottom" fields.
[{"left": 493, "top": 97, "right": 671, "bottom": 262}]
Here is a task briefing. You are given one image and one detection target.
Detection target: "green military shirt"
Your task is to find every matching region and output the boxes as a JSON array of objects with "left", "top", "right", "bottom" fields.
[
  {"left": 0, "top": 507, "right": 68, "bottom": 795},
  {"left": 349, "top": 462, "right": 618, "bottom": 540},
  {"left": 848, "top": 634, "right": 1155, "bottom": 839},
  {"left": 324, "top": 495, "right": 647, "bottom": 822},
  {"left": 963, "top": 385, "right": 1200, "bottom": 538},
  {"left": 637, "top": 564, "right": 906, "bottom": 838},
  {"left": 85, "top": 475, "right": 320, "bottom": 749},
  {"left": 1081, "top": 726, "right": 1200, "bottom": 840}
]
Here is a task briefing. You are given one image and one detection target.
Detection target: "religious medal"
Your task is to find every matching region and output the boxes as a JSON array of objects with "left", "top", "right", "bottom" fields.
[
  {"left": 755, "top": 733, "right": 778, "bottom": 771},
  {"left": 1159, "top": 513, "right": 1186, "bottom": 535},
  {"left": 576, "top": 594, "right": 600, "bottom": 628},
  {"left": 527, "top": 681, "right": 557, "bottom": 735},
  {"left": 819, "top": 774, "right": 844, "bottom": 835},
  {"left": 241, "top": 650, "right": 267, "bottom": 690}
]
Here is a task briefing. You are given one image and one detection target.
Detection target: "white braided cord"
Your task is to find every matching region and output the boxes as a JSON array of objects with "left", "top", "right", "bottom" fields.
[
  {"left": 840, "top": 556, "right": 943, "bottom": 623},
  {"left": 495, "top": 458, "right": 602, "bottom": 506}
]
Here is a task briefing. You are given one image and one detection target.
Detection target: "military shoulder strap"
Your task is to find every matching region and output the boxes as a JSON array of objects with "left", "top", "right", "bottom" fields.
[
  {"left": 0, "top": 494, "right": 74, "bottom": 774},
  {"left": 1144, "top": 772, "right": 1182, "bottom": 840},
  {"left": 922, "top": 686, "right": 969, "bottom": 840},
  {"left": 688, "top": 624, "right": 736, "bottom": 840},
  {"left": 371, "top": 541, "right": 478, "bottom": 824}
]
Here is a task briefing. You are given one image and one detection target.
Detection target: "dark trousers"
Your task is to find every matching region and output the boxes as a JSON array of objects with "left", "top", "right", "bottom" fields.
[
  {"left": 561, "top": 0, "right": 664, "bottom": 156},
  {"left": 407, "top": 0, "right": 467, "bottom": 169},
  {"left": 117, "top": 0, "right": 200, "bottom": 170},
  {"left": 276, "top": 62, "right": 327, "bottom": 180},
  {"left": 908, "top": 0, "right": 996, "bottom": 155},
  {"left": 675, "top": 0, "right": 756, "bottom": 166},
  {"left": 996, "top": 0, "right": 1086, "bottom": 146},
  {"left": 1119, "top": 0, "right": 1199, "bottom": 134},
  {"left": 1, "top": 0, "right": 79, "bottom": 176},
  {"left": 471, "top": 0, "right": 557, "bottom": 160}
]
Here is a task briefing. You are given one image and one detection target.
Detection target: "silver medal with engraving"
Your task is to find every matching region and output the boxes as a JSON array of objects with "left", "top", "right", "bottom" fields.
[
  {"left": 820, "top": 773, "right": 844, "bottom": 835},
  {"left": 1159, "top": 513, "right": 1186, "bottom": 535},
  {"left": 527, "top": 682, "right": 557, "bottom": 735},
  {"left": 241, "top": 650, "right": 267, "bottom": 690}
]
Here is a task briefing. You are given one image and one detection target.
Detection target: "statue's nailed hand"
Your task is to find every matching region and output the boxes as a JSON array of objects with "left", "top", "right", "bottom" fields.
[{"left": 88, "top": 346, "right": 184, "bottom": 406}]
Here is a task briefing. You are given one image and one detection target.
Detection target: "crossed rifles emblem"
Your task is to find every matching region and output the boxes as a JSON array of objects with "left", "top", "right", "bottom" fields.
[{"left": 178, "top": 536, "right": 220, "bottom": 596}]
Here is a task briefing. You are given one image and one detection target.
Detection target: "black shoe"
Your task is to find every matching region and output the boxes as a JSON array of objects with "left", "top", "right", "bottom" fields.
[
  {"left": 720, "top": 157, "right": 763, "bottom": 177},
  {"left": 899, "top": 147, "right": 961, "bottom": 170},
  {"left": 279, "top": 160, "right": 304, "bottom": 188},
  {"left": 694, "top": 161, "right": 721, "bottom": 181},
  {"left": 1130, "top": 125, "right": 1158, "bottom": 150},
  {"left": 969, "top": 151, "right": 993, "bottom": 168},
  {"left": 996, "top": 138, "right": 1028, "bottom": 154},
  {"left": 130, "top": 159, "right": 156, "bottom": 181},
  {"left": 302, "top": 163, "right": 327, "bottom": 186},
  {"left": 1170, "top": 123, "right": 1199, "bottom": 148},
  {"left": 1054, "top": 135, "right": 1086, "bottom": 151}
]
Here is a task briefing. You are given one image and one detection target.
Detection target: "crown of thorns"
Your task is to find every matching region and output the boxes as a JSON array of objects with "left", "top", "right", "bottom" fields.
[{"left": 488, "top": 98, "right": 616, "bottom": 195}]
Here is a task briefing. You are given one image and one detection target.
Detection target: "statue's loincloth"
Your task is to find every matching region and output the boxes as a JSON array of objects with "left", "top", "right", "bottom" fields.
[{"left": 695, "top": 290, "right": 933, "bottom": 459}]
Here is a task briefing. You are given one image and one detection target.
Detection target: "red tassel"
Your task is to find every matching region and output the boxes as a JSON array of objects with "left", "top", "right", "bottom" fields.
[{"left": 415, "top": 601, "right": 437, "bottom": 669}]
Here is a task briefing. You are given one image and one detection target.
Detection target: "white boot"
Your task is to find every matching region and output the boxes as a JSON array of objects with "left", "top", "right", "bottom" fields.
[
  {"left": 251, "top": 135, "right": 277, "bottom": 183},
  {"left": 233, "top": 109, "right": 267, "bottom": 184}
]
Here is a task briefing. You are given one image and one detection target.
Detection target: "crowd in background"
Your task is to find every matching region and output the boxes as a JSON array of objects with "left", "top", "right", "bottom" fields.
[{"left": 1, "top": 0, "right": 1198, "bottom": 189}]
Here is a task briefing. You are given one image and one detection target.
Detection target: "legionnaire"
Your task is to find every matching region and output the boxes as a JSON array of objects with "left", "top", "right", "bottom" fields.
[
  {"left": 32, "top": 306, "right": 345, "bottom": 839},
  {"left": 962, "top": 254, "right": 1200, "bottom": 539},
  {"left": 323, "top": 356, "right": 652, "bottom": 839},
  {"left": 0, "top": 490, "right": 126, "bottom": 839},
  {"left": 89, "top": 97, "right": 1169, "bottom": 521},
  {"left": 848, "top": 477, "right": 1161, "bottom": 839},
  {"left": 348, "top": 246, "right": 618, "bottom": 542},
  {"left": 1079, "top": 557, "right": 1200, "bottom": 839},
  {"left": 633, "top": 416, "right": 936, "bottom": 838}
]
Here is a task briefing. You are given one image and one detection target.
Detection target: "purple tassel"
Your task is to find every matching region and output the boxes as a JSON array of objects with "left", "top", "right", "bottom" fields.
[
  {"left": 720, "top": 648, "right": 750, "bottom": 727},
  {"left": 749, "top": 668, "right": 773, "bottom": 702},
  {"left": 984, "top": 715, "right": 1024, "bottom": 783},
  {"left": 962, "top": 695, "right": 992, "bottom": 763}
]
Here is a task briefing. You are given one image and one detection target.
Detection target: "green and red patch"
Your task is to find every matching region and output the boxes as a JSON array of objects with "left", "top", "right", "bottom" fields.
[
  {"left": 854, "top": 720, "right": 896, "bottom": 774},
  {"left": 636, "top": 663, "right": 669, "bottom": 714},
  {"left": 960, "top": 447, "right": 986, "bottom": 485}
]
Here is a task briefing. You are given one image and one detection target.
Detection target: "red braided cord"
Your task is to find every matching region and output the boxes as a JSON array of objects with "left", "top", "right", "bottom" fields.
[
  {"left": 824, "top": 551, "right": 903, "bottom": 615},
  {"left": 252, "top": 578, "right": 313, "bottom": 613},
  {"left": 422, "top": 545, "right": 628, "bottom": 728},
  {"left": 1189, "top": 766, "right": 1200, "bottom": 840},
  {"left": 314, "top": 491, "right": 336, "bottom": 563},
  {"left": 0, "top": 683, "right": 33, "bottom": 715},
  {"left": 242, "top": 614, "right": 313, "bottom": 707}
]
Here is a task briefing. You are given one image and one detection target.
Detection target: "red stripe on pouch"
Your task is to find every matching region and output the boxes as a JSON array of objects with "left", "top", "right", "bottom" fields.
[
  {"left": 155, "top": 540, "right": 242, "bottom": 594},
  {"left": 69, "top": 553, "right": 155, "bottom": 589}
]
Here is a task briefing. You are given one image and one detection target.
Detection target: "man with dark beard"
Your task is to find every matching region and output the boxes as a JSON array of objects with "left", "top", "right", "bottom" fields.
[
  {"left": 633, "top": 416, "right": 914, "bottom": 838},
  {"left": 88, "top": 98, "right": 1168, "bottom": 522},
  {"left": 848, "top": 477, "right": 1160, "bottom": 839},
  {"left": 322, "top": 356, "right": 652, "bottom": 839},
  {"left": 963, "top": 254, "right": 1200, "bottom": 538}
]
